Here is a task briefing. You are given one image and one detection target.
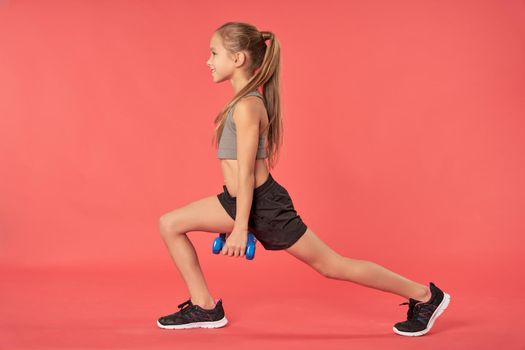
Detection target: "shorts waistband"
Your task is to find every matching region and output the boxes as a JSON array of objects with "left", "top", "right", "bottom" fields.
[{"left": 222, "top": 172, "right": 277, "bottom": 199}]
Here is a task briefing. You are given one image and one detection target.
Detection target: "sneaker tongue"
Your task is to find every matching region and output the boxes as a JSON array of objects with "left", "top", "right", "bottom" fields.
[{"left": 409, "top": 298, "right": 422, "bottom": 305}]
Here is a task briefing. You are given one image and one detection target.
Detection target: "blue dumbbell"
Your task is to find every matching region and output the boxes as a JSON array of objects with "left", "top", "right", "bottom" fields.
[{"left": 212, "top": 232, "right": 257, "bottom": 260}]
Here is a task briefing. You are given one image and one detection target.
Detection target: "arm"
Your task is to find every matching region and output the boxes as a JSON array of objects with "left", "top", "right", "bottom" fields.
[{"left": 232, "top": 99, "right": 261, "bottom": 232}]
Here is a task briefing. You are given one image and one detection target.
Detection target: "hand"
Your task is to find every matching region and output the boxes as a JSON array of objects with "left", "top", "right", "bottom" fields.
[{"left": 221, "top": 227, "right": 248, "bottom": 258}]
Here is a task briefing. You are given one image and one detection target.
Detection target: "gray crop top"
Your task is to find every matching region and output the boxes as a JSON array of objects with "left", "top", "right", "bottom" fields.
[{"left": 217, "top": 91, "right": 267, "bottom": 159}]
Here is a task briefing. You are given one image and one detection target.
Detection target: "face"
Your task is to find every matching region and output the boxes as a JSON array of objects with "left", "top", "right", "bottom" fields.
[{"left": 206, "top": 32, "right": 244, "bottom": 83}]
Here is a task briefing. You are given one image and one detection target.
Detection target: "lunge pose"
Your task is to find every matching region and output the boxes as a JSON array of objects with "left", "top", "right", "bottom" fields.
[{"left": 157, "top": 21, "right": 450, "bottom": 336}]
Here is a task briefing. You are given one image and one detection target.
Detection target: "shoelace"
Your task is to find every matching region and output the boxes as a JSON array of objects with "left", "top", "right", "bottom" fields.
[
  {"left": 399, "top": 301, "right": 420, "bottom": 321},
  {"left": 177, "top": 299, "right": 195, "bottom": 314}
]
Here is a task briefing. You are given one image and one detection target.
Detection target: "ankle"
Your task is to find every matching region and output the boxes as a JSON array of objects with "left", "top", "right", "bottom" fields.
[
  {"left": 191, "top": 297, "right": 216, "bottom": 309},
  {"left": 416, "top": 286, "right": 431, "bottom": 303}
]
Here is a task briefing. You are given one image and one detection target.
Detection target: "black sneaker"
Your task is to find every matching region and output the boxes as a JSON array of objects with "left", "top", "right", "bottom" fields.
[
  {"left": 393, "top": 282, "right": 451, "bottom": 336},
  {"left": 157, "top": 298, "right": 228, "bottom": 329}
]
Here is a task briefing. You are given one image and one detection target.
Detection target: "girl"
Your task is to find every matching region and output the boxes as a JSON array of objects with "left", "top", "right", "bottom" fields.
[{"left": 157, "top": 21, "right": 451, "bottom": 337}]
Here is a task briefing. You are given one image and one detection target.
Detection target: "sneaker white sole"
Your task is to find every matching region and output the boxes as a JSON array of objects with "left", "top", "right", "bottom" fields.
[
  {"left": 157, "top": 316, "right": 228, "bottom": 330},
  {"left": 393, "top": 292, "right": 451, "bottom": 337}
]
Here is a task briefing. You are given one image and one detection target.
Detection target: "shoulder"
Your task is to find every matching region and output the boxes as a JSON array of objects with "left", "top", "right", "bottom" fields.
[{"left": 232, "top": 95, "right": 265, "bottom": 125}]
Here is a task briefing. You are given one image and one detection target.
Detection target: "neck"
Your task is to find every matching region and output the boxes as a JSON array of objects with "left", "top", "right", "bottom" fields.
[{"left": 230, "top": 74, "right": 255, "bottom": 94}]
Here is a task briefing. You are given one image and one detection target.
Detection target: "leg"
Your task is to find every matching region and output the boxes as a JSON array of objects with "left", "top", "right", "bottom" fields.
[
  {"left": 159, "top": 195, "right": 235, "bottom": 309},
  {"left": 285, "top": 227, "right": 430, "bottom": 302}
]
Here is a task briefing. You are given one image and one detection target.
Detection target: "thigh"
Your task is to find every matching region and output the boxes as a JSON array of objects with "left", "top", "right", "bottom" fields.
[
  {"left": 160, "top": 194, "right": 235, "bottom": 236},
  {"left": 284, "top": 227, "right": 342, "bottom": 273}
]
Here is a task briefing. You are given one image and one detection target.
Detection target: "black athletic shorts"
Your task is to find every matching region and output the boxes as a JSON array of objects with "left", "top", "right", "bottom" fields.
[{"left": 216, "top": 173, "right": 308, "bottom": 250}]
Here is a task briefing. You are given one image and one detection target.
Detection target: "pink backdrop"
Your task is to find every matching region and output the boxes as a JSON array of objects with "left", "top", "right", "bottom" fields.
[{"left": 1, "top": 0, "right": 524, "bottom": 349}]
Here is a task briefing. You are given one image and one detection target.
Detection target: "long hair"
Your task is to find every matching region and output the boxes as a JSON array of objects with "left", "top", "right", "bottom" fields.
[{"left": 211, "top": 21, "right": 282, "bottom": 171}]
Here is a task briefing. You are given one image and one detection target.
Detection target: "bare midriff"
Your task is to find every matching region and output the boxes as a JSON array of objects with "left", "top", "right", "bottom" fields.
[{"left": 220, "top": 158, "right": 270, "bottom": 197}]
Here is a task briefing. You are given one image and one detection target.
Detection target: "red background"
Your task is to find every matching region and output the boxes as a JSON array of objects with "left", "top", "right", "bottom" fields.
[{"left": 1, "top": 0, "right": 524, "bottom": 348}]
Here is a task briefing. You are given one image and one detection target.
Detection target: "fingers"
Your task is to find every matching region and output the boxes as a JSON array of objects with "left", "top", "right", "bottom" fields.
[{"left": 221, "top": 245, "right": 246, "bottom": 257}]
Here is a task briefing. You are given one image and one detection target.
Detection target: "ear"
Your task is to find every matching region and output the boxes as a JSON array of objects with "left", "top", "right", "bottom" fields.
[{"left": 233, "top": 51, "right": 247, "bottom": 67}]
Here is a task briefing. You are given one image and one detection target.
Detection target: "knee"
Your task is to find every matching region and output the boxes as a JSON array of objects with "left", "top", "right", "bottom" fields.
[
  {"left": 319, "top": 267, "right": 333, "bottom": 279},
  {"left": 317, "top": 255, "right": 344, "bottom": 279},
  {"left": 159, "top": 212, "right": 181, "bottom": 238},
  {"left": 318, "top": 256, "right": 364, "bottom": 280}
]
